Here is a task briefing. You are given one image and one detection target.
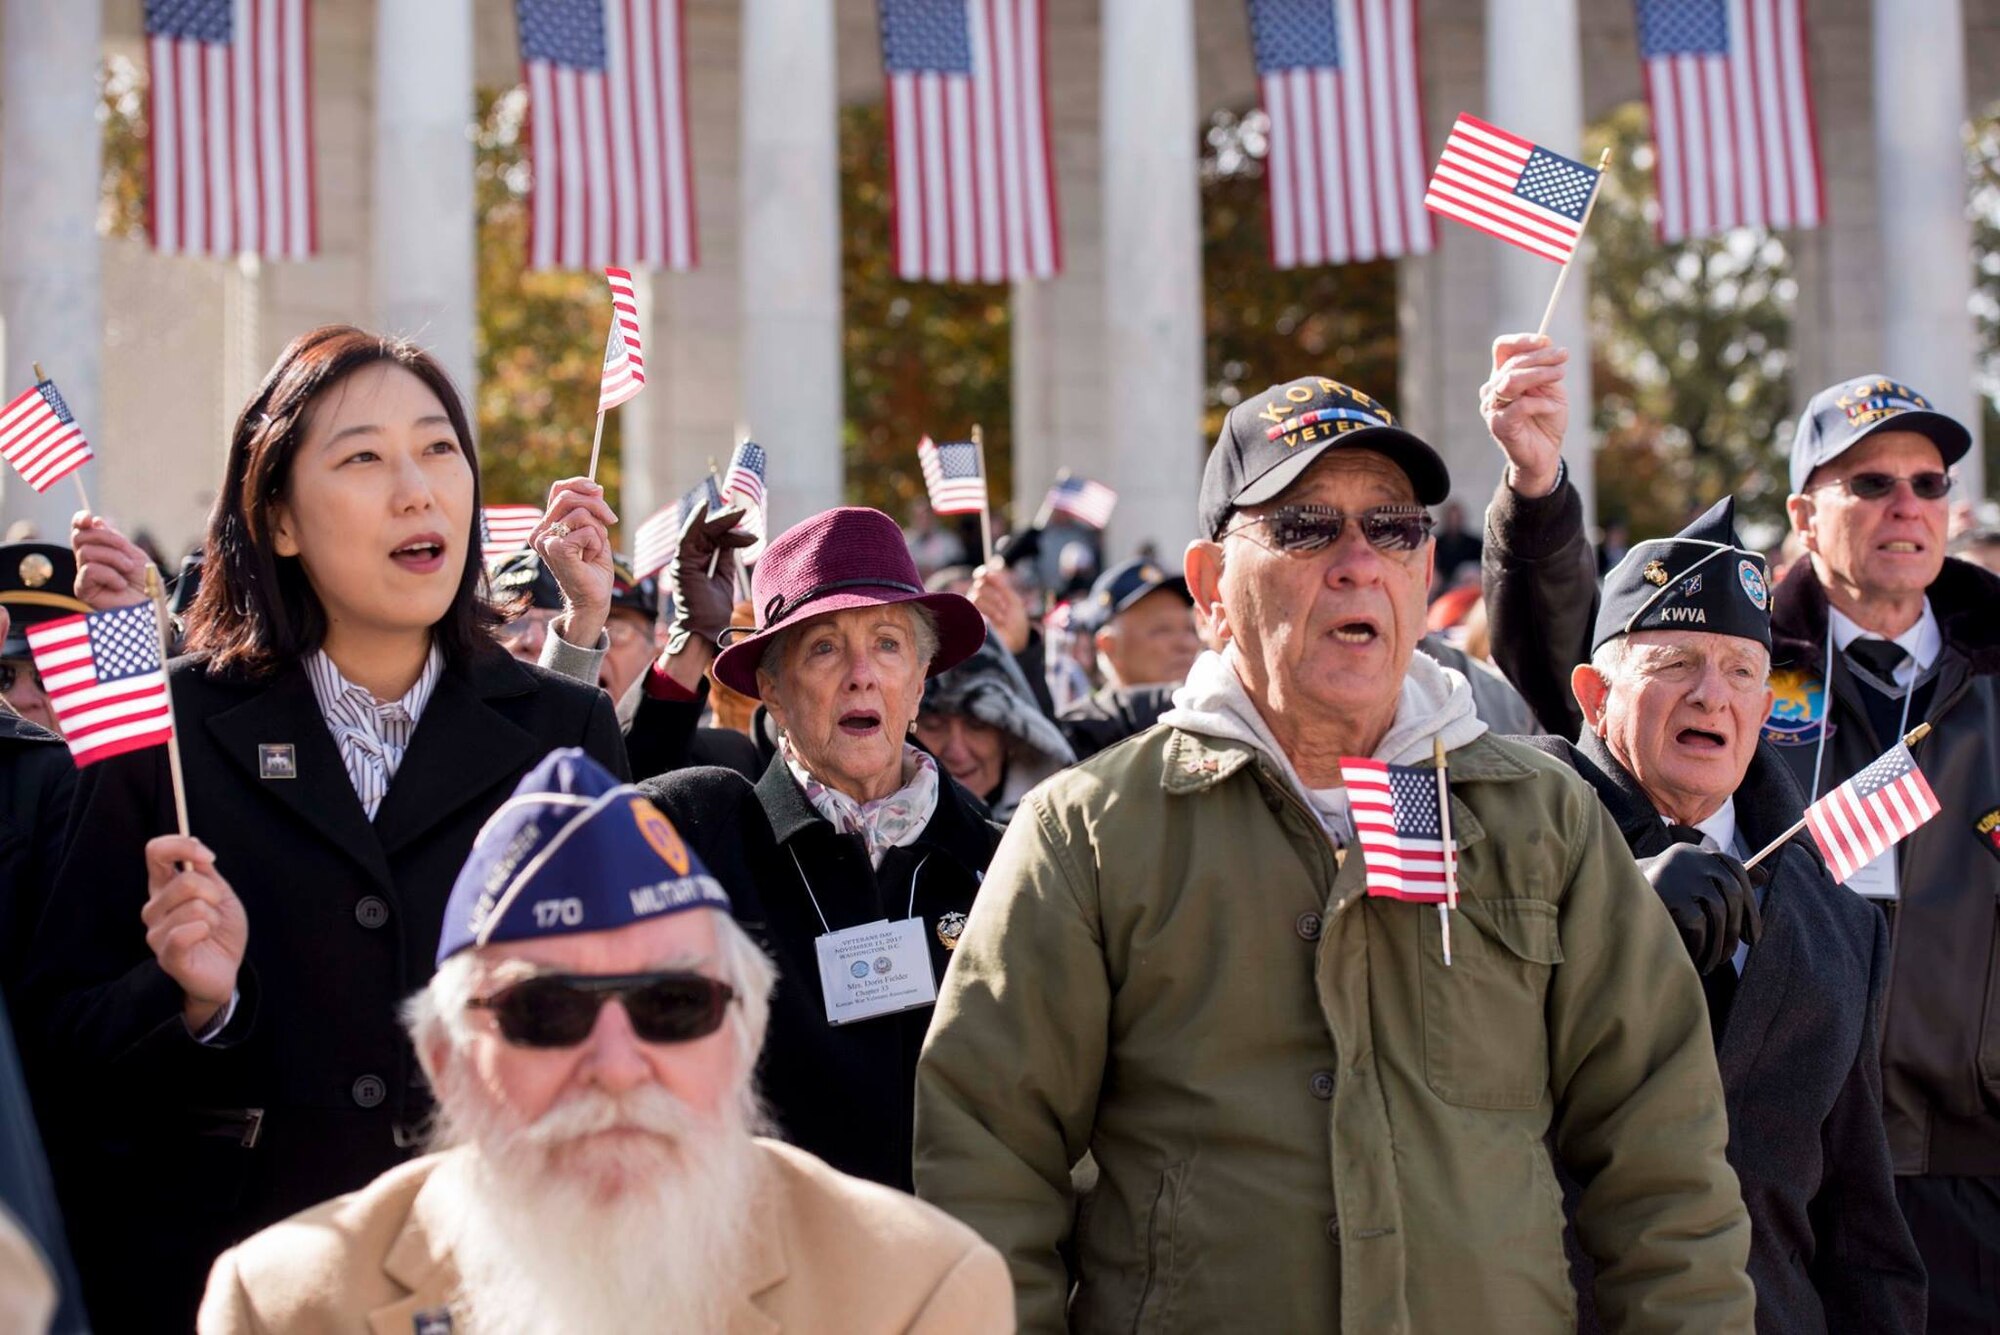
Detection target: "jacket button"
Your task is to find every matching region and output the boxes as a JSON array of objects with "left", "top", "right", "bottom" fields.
[
  {"left": 1309, "top": 1070, "right": 1336, "bottom": 1100},
  {"left": 1296, "top": 912, "right": 1323, "bottom": 941},
  {"left": 1325, "top": 1216, "right": 1341, "bottom": 1243},
  {"left": 354, "top": 896, "right": 390, "bottom": 929},
  {"left": 351, "top": 1075, "right": 386, "bottom": 1109}
]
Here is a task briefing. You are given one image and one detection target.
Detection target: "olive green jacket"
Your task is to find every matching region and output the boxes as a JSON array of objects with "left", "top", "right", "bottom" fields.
[{"left": 914, "top": 725, "right": 1753, "bottom": 1334}]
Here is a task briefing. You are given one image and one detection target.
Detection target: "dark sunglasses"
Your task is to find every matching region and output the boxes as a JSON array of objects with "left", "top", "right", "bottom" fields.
[
  {"left": 0, "top": 661, "right": 39, "bottom": 695},
  {"left": 1224, "top": 504, "right": 1436, "bottom": 554},
  {"left": 466, "top": 971, "right": 736, "bottom": 1048},
  {"left": 1819, "top": 471, "right": 1952, "bottom": 501}
]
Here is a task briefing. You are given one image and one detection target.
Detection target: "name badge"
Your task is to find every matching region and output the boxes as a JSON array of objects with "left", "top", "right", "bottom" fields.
[
  {"left": 813, "top": 918, "right": 938, "bottom": 1026},
  {"left": 1844, "top": 848, "right": 1899, "bottom": 900}
]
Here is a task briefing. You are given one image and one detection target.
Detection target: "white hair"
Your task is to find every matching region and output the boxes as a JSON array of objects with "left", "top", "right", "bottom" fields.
[
  {"left": 755, "top": 601, "right": 940, "bottom": 684},
  {"left": 1588, "top": 634, "right": 1771, "bottom": 687}
]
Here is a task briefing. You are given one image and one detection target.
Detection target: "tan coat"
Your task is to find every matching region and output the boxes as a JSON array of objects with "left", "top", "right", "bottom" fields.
[{"left": 198, "top": 1139, "right": 1014, "bottom": 1335}]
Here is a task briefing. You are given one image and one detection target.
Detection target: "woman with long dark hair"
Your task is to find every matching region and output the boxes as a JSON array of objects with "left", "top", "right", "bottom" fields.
[{"left": 24, "top": 326, "right": 626, "bottom": 1330}]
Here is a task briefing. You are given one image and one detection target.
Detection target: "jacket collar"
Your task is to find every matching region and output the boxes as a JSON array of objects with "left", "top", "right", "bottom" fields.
[
  {"left": 1770, "top": 555, "right": 2000, "bottom": 676},
  {"left": 371, "top": 1147, "right": 791, "bottom": 1335},
  {"left": 753, "top": 749, "right": 996, "bottom": 871}
]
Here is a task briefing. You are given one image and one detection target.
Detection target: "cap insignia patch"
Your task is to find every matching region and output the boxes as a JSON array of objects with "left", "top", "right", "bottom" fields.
[
  {"left": 18, "top": 553, "right": 53, "bottom": 588},
  {"left": 1738, "top": 559, "right": 1768, "bottom": 611},
  {"left": 1642, "top": 559, "right": 1670, "bottom": 587}
]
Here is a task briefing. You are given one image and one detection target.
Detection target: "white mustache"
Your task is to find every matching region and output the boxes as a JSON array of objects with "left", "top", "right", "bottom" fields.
[{"left": 520, "top": 1085, "right": 703, "bottom": 1147}]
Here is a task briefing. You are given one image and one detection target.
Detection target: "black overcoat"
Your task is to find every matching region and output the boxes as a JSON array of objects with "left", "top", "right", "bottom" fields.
[
  {"left": 1534, "top": 729, "right": 1927, "bottom": 1334},
  {"left": 22, "top": 649, "right": 624, "bottom": 1332},
  {"left": 0, "top": 709, "right": 73, "bottom": 1005},
  {"left": 640, "top": 754, "right": 1001, "bottom": 1191}
]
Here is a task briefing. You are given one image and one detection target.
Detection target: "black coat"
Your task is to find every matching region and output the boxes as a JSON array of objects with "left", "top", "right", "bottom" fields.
[
  {"left": 22, "top": 649, "right": 624, "bottom": 1332},
  {"left": 0, "top": 709, "right": 73, "bottom": 1006},
  {"left": 1530, "top": 729, "right": 1927, "bottom": 1334},
  {"left": 640, "top": 754, "right": 1001, "bottom": 1191}
]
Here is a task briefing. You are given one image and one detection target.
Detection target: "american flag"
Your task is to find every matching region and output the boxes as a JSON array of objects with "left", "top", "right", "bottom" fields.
[
  {"left": 1247, "top": 0, "right": 1433, "bottom": 269},
  {"left": 25, "top": 603, "right": 177, "bottom": 767},
  {"left": 1636, "top": 0, "right": 1824, "bottom": 243},
  {"left": 879, "top": 0, "right": 1060, "bottom": 283},
  {"left": 1423, "top": 114, "right": 1602, "bottom": 264},
  {"left": 481, "top": 505, "right": 544, "bottom": 558},
  {"left": 518, "top": 0, "right": 696, "bottom": 273},
  {"left": 145, "top": 0, "right": 316, "bottom": 259},
  {"left": 0, "top": 378, "right": 93, "bottom": 493},
  {"left": 1042, "top": 473, "right": 1117, "bottom": 530},
  {"left": 917, "top": 437, "right": 988, "bottom": 516},
  {"left": 722, "top": 441, "right": 767, "bottom": 515},
  {"left": 1340, "top": 757, "right": 1457, "bottom": 900},
  {"left": 630, "top": 476, "right": 722, "bottom": 580},
  {"left": 599, "top": 267, "right": 647, "bottom": 413},
  {"left": 1805, "top": 742, "right": 1941, "bottom": 886}
]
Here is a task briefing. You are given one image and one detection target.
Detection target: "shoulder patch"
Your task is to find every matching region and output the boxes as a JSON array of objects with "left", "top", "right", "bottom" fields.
[
  {"left": 1975, "top": 807, "right": 2000, "bottom": 865},
  {"left": 1762, "top": 666, "right": 1835, "bottom": 747}
]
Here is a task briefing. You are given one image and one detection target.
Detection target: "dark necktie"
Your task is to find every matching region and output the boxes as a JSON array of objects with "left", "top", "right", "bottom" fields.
[
  {"left": 1847, "top": 637, "right": 1910, "bottom": 683},
  {"left": 1666, "top": 823, "right": 1737, "bottom": 1042}
]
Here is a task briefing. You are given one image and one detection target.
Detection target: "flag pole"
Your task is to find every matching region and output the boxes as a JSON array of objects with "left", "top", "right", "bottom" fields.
[
  {"left": 31, "top": 362, "right": 91, "bottom": 513},
  {"left": 1534, "top": 147, "right": 1614, "bottom": 341},
  {"left": 1033, "top": 468, "right": 1067, "bottom": 530},
  {"left": 1433, "top": 737, "right": 1456, "bottom": 967},
  {"left": 971, "top": 424, "right": 994, "bottom": 565},
  {"left": 144, "top": 564, "right": 192, "bottom": 838},
  {"left": 586, "top": 409, "right": 608, "bottom": 483},
  {"left": 1744, "top": 721, "right": 1934, "bottom": 871}
]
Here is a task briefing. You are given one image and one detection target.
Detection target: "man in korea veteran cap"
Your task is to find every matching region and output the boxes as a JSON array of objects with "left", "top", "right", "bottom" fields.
[
  {"left": 199, "top": 749, "right": 1009, "bottom": 1335},
  {"left": 1480, "top": 337, "right": 1925, "bottom": 1330}
]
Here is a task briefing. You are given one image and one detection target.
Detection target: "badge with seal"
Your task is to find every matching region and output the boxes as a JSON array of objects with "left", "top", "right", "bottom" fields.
[
  {"left": 935, "top": 910, "right": 967, "bottom": 951},
  {"left": 813, "top": 918, "right": 938, "bottom": 1026},
  {"left": 1762, "top": 667, "right": 1834, "bottom": 748}
]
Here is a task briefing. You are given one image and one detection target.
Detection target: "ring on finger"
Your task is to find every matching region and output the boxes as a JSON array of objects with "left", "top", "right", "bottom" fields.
[
  {"left": 1490, "top": 394, "right": 1515, "bottom": 408},
  {"left": 547, "top": 520, "right": 572, "bottom": 540}
]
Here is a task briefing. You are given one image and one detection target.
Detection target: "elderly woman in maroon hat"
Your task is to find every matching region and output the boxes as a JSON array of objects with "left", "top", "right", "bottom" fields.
[{"left": 636, "top": 506, "right": 1000, "bottom": 1192}]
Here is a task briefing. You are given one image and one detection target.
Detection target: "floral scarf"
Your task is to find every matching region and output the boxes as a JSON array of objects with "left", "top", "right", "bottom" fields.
[{"left": 782, "top": 735, "right": 941, "bottom": 868}]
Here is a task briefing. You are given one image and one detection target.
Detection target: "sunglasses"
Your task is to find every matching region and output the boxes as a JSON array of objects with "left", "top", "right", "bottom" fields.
[
  {"left": 1224, "top": 504, "right": 1436, "bottom": 555},
  {"left": 466, "top": 971, "right": 736, "bottom": 1048},
  {"left": 0, "top": 661, "right": 40, "bottom": 695},
  {"left": 1816, "top": 471, "right": 1952, "bottom": 501}
]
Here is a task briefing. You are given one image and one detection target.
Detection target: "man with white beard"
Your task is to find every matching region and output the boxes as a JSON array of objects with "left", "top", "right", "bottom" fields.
[{"left": 197, "top": 749, "right": 1011, "bottom": 1335}]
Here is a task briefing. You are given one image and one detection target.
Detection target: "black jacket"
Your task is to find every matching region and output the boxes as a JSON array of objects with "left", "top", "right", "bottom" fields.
[
  {"left": 0, "top": 710, "right": 73, "bottom": 1006},
  {"left": 23, "top": 650, "right": 624, "bottom": 1332},
  {"left": 641, "top": 754, "right": 1001, "bottom": 1191},
  {"left": 1056, "top": 684, "right": 1176, "bottom": 761},
  {"left": 1529, "top": 730, "right": 1926, "bottom": 1334},
  {"left": 619, "top": 674, "right": 762, "bottom": 781},
  {"left": 1765, "top": 555, "right": 2000, "bottom": 1175}
]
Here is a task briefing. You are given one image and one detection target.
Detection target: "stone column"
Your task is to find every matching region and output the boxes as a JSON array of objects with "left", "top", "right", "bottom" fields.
[
  {"left": 1100, "top": 0, "right": 1203, "bottom": 559},
  {"left": 0, "top": 0, "right": 104, "bottom": 536},
  {"left": 740, "top": 0, "right": 843, "bottom": 528},
  {"left": 1873, "top": 0, "right": 1983, "bottom": 497},
  {"left": 373, "top": 0, "right": 477, "bottom": 400},
  {"left": 1485, "top": 0, "right": 1596, "bottom": 522}
]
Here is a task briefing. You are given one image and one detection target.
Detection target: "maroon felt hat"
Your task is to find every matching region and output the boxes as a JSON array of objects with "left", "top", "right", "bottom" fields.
[{"left": 711, "top": 507, "right": 987, "bottom": 699}]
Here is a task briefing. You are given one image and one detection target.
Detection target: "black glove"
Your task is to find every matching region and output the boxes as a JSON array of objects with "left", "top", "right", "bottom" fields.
[
  {"left": 665, "top": 501, "right": 754, "bottom": 655},
  {"left": 1636, "top": 841, "right": 1763, "bottom": 976}
]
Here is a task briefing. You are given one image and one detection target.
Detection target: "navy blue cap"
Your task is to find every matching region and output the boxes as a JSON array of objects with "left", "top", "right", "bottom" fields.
[
  {"left": 437, "top": 749, "right": 730, "bottom": 965},
  {"left": 1, "top": 543, "right": 87, "bottom": 658},
  {"left": 1591, "top": 498, "right": 1771, "bottom": 652},
  {"left": 1790, "top": 375, "right": 1971, "bottom": 493},
  {"left": 1088, "top": 558, "right": 1190, "bottom": 626}
]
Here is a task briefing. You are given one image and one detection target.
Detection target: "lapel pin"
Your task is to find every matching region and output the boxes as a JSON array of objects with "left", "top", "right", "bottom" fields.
[{"left": 258, "top": 743, "right": 297, "bottom": 780}]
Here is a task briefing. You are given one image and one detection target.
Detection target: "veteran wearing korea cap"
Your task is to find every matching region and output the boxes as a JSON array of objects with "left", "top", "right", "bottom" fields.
[
  {"left": 199, "top": 749, "right": 1010, "bottom": 1335},
  {"left": 1479, "top": 335, "right": 1925, "bottom": 1332},
  {"left": 915, "top": 374, "right": 1753, "bottom": 1332},
  {"left": 1773, "top": 373, "right": 2000, "bottom": 1326}
]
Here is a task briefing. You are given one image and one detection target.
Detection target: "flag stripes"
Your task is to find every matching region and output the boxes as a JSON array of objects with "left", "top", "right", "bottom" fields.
[
  {"left": 1423, "top": 114, "right": 1600, "bottom": 263},
  {"left": 0, "top": 381, "right": 93, "bottom": 493},
  {"left": 1805, "top": 742, "right": 1941, "bottom": 885},
  {"left": 598, "top": 266, "right": 647, "bottom": 413},
  {"left": 917, "top": 437, "right": 988, "bottom": 516},
  {"left": 481, "top": 505, "right": 544, "bottom": 558},
  {"left": 25, "top": 604, "right": 177, "bottom": 768},
  {"left": 1341, "top": 757, "right": 1456, "bottom": 901},
  {"left": 1043, "top": 474, "right": 1117, "bottom": 530}
]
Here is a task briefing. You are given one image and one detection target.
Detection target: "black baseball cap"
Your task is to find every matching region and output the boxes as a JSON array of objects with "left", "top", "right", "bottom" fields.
[
  {"left": 1789, "top": 375, "right": 1971, "bottom": 494},
  {"left": 1199, "top": 376, "right": 1450, "bottom": 539}
]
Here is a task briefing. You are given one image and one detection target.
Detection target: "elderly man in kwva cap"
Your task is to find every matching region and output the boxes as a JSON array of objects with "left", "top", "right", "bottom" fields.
[
  {"left": 914, "top": 375, "right": 1754, "bottom": 1332},
  {"left": 199, "top": 749, "right": 1010, "bottom": 1335}
]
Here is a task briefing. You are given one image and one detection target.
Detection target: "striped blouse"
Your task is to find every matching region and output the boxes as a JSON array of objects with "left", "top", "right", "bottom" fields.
[{"left": 305, "top": 645, "right": 444, "bottom": 820}]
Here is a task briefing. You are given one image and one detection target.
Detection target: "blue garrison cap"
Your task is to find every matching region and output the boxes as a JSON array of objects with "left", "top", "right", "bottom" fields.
[{"left": 437, "top": 749, "right": 730, "bottom": 965}]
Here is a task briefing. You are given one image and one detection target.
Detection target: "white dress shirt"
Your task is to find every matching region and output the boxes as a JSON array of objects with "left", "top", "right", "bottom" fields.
[{"left": 1828, "top": 598, "right": 1941, "bottom": 689}]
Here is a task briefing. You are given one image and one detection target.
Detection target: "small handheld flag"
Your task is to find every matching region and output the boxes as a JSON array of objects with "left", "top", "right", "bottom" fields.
[
  {"left": 1804, "top": 741, "right": 1941, "bottom": 887},
  {"left": 1041, "top": 473, "right": 1118, "bottom": 530},
  {"left": 25, "top": 602, "right": 176, "bottom": 768},
  {"left": 1340, "top": 756, "right": 1459, "bottom": 901},
  {"left": 481, "top": 505, "right": 544, "bottom": 559},
  {"left": 917, "top": 436, "right": 988, "bottom": 517},
  {"left": 1424, "top": 114, "right": 1602, "bottom": 264},
  {"left": 722, "top": 440, "right": 770, "bottom": 563},
  {"left": 598, "top": 267, "right": 646, "bottom": 415},
  {"left": 1, "top": 373, "right": 93, "bottom": 500},
  {"left": 630, "top": 477, "right": 724, "bottom": 581}
]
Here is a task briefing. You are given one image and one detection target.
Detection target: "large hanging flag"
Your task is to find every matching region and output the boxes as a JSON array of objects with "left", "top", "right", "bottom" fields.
[
  {"left": 1339, "top": 757, "right": 1457, "bottom": 901},
  {"left": 1423, "top": 114, "right": 1603, "bottom": 264},
  {"left": 1245, "top": 0, "right": 1432, "bottom": 269},
  {"left": 917, "top": 436, "right": 988, "bottom": 516},
  {"left": 517, "top": 0, "right": 697, "bottom": 272},
  {"left": 1805, "top": 741, "right": 1940, "bottom": 886},
  {"left": 878, "top": 0, "right": 1060, "bottom": 283},
  {"left": 481, "top": 505, "right": 545, "bottom": 558},
  {"left": 598, "top": 267, "right": 647, "bottom": 413},
  {"left": 145, "top": 0, "right": 316, "bottom": 260},
  {"left": 1635, "top": 0, "right": 1824, "bottom": 243},
  {"left": 0, "top": 377, "right": 93, "bottom": 494},
  {"left": 25, "top": 603, "right": 177, "bottom": 767},
  {"left": 1041, "top": 473, "right": 1117, "bottom": 530}
]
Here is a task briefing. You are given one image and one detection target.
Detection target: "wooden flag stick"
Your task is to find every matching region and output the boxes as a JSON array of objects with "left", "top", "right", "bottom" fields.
[
  {"left": 30, "top": 361, "right": 90, "bottom": 512},
  {"left": 1743, "top": 721, "right": 1934, "bottom": 872},
  {"left": 586, "top": 409, "right": 608, "bottom": 482},
  {"left": 144, "top": 564, "right": 192, "bottom": 838},
  {"left": 1433, "top": 736, "right": 1456, "bottom": 967},
  {"left": 705, "top": 458, "right": 725, "bottom": 578},
  {"left": 1534, "top": 147, "right": 1614, "bottom": 340},
  {"left": 971, "top": 424, "right": 995, "bottom": 565}
]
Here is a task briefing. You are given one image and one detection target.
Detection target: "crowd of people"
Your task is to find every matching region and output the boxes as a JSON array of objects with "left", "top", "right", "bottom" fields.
[{"left": 0, "top": 320, "right": 1996, "bottom": 1333}]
